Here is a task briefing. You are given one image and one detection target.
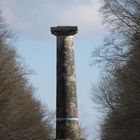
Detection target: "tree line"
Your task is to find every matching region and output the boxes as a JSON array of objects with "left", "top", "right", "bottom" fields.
[
  {"left": 91, "top": 0, "right": 140, "bottom": 140},
  {"left": 0, "top": 13, "right": 54, "bottom": 140}
]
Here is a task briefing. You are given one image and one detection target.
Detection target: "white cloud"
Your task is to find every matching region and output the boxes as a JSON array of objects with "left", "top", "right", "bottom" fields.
[
  {"left": 57, "top": 1, "right": 103, "bottom": 36},
  {"left": 1, "top": 0, "right": 104, "bottom": 38}
]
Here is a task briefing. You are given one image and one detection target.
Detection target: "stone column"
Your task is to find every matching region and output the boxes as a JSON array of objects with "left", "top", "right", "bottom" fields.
[{"left": 51, "top": 26, "right": 80, "bottom": 140}]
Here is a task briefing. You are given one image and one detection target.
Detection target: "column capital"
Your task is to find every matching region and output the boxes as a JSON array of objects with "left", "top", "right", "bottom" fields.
[{"left": 51, "top": 26, "right": 78, "bottom": 36}]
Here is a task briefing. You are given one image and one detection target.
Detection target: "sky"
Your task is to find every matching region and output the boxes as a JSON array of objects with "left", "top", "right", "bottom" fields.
[{"left": 1, "top": 0, "right": 107, "bottom": 139}]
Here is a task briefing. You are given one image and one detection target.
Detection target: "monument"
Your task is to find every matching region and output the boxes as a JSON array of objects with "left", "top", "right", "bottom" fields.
[{"left": 51, "top": 26, "right": 80, "bottom": 139}]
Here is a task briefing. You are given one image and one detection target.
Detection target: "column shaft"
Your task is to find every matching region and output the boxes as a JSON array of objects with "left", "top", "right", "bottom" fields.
[
  {"left": 56, "top": 35, "right": 80, "bottom": 139},
  {"left": 51, "top": 26, "right": 80, "bottom": 140}
]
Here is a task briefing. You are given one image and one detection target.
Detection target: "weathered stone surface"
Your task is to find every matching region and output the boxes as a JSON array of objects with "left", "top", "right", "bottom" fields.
[
  {"left": 56, "top": 121, "right": 80, "bottom": 139},
  {"left": 51, "top": 26, "right": 78, "bottom": 36},
  {"left": 57, "top": 107, "right": 78, "bottom": 118},
  {"left": 51, "top": 26, "right": 80, "bottom": 140}
]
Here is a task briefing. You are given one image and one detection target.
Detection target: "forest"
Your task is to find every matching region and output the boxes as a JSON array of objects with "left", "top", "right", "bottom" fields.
[
  {"left": 91, "top": 0, "right": 140, "bottom": 140},
  {"left": 0, "top": 0, "right": 140, "bottom": 140},
  {"left": 0, "top": 13, "right": 54, "bottom": 140}
]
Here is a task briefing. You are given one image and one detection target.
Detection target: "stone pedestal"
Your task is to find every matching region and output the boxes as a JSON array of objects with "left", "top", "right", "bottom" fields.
[{"left": 51, "top": 26, "right": 80, "bottom": 140}]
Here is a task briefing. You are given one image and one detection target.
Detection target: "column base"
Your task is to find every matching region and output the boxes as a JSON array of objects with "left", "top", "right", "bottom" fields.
[{"left": 55, "top": 138, "right": 85, "bottom": 140}]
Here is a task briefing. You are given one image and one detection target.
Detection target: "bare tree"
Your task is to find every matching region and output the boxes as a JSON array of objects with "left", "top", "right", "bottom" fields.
[
  {"left": 92, "top": 0, "right": 140, "bottom": 69},
  {"left": 91, "top": 0, "right": 140, "bottom": 140},
  {"left": 0, "top": 12, "right": 54, "bottom": 140}
]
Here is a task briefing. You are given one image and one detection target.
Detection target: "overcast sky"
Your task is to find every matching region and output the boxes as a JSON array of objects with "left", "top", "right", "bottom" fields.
[{"left": 1, "top": 0, "right": 107, "bottom": 139}]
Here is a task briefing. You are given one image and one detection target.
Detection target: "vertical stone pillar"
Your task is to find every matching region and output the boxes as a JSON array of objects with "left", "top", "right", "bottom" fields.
[{"left": 51, "top": 26, "right": 80, "bottom": 140}]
